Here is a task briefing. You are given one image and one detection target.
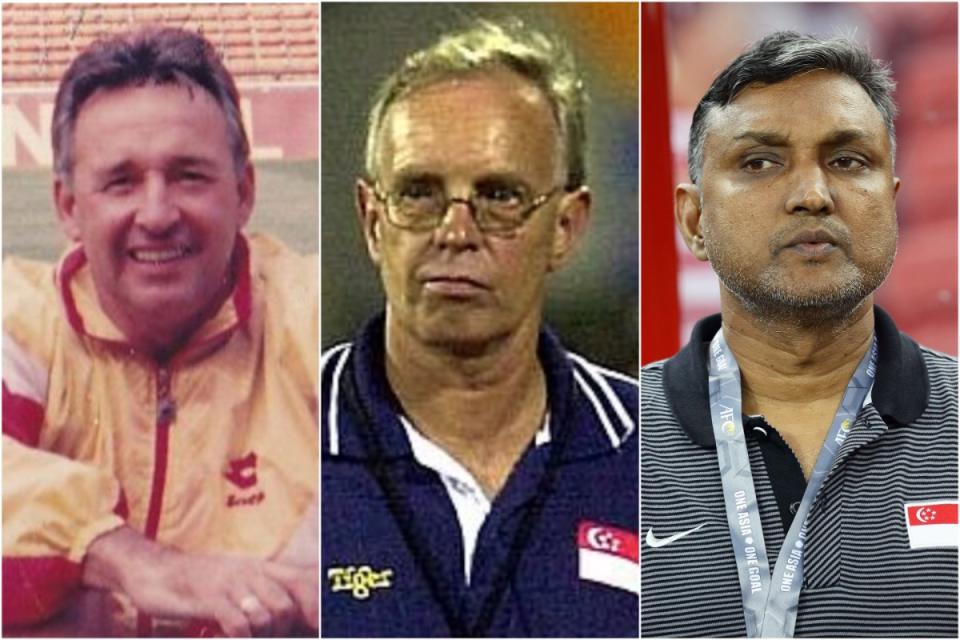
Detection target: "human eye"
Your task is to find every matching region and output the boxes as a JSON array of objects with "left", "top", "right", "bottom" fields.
[
  {"left": 180, "top": 170, "right": 209, "bottom": 183},
  {"left": 395, "top": 179, "right": 440, "bottom": 202},
  {"left": 475, "top": 179, "right": 528, "bottom": 209},
  {"left": 829, "top": 154, "right": 868, "bottom": 171},
  {"left": 172, "top": 166, "right": 213, "bottom": 187},
  {"left": 101, "top": 173, "right": 135, "bottom": 195},
  {"left": 740, "top": 156, "right": 781, "bottom": 174}
]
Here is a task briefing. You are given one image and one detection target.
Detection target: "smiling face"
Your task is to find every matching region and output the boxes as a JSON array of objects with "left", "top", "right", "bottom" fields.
[
  {"left": 55, "top": 83, "right": 254, "bottom": 351},
  {"left": 358, "top": 70, "right": 590, "bottom": 351},
  {"left": 677, "top": 70, "right": 900, "bottom": 324}
]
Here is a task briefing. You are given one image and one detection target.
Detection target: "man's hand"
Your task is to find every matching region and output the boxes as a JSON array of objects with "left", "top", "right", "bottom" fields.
[
  {"left": 83, "top": 526, "right": 313, "bottom": 636},
  {"left": 265, "top": 563, "right": 318, "bottom": 631}
]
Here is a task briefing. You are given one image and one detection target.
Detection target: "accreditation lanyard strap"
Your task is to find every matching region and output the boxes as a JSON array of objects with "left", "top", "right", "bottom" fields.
[{"left": 707, "top": 329, "right": 877, "bottom": 637}]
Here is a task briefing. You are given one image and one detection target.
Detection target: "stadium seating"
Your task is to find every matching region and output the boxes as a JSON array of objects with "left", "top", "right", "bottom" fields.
[{"left": 2, "top": 3, "right": 318, "bottom": 85}]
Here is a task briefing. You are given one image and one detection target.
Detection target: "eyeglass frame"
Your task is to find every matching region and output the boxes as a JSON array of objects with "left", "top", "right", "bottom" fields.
[{"left": 370, "top": 181, "right": 564, "bottom": 234}]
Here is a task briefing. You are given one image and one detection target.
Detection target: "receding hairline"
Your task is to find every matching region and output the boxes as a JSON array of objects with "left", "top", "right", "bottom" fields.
[{"left": 369, "top": 67, "right": 566, "bottom": 181}]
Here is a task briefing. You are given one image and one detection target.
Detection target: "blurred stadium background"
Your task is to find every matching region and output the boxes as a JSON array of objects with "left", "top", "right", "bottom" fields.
[
  {"left": 642, "top": 2, "right": 957, "bottom": 363},
  {"left": 2, "top": 2, "right": 318, "bottom": 260},
  {"left": 322, "top": 3, "right": 638, "bottom": 375}
]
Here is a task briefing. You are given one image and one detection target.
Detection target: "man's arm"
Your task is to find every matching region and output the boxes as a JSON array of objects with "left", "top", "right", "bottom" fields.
[
  {"left": 2, "top": 436, "right": 125, "bottom": 627},
  {"left": 271, "top": 497, "right": 319, "bottom": 629},
  {"left": 83, "top": 526, "right": 316, "bottom": 636}
]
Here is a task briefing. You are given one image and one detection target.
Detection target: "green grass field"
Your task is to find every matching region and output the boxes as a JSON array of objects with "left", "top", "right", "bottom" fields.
[{"left": 2, "top": 159, "right": 318, "bottom": 261}]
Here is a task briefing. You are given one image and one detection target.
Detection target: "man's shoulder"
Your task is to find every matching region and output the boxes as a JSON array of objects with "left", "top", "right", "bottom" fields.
[
  {"left": 3, "top": 257, "right": 63, "bottom": 396},
  {"left": 916, "top": 344, "right": 957, "bottom": 416},
  {"left": 556, "top": 350, "right": 637, "bottom": 456},
  {"left": 248, "top": 233, "right": 317, "bottom": 289},
  {"left": 640, "top": 357, "right": 669, "bottom": 377},
  {"left": 4, "top": 255, "right": 57, "bottom": 299},
  {"left": 918, "top": 343, "right": 958, "bottom": 372},
  {"left": 565, "top": 351, "right": 637, "bottom": 396},
  {"left": 249, "top": 232, "right": 317, "bottom": 330},
  {"left": 320, "top": 342, "right": 353, "bottom": 442},
  {"left": 321, "top": 342, "right": 352, "bottom": 377},
  {"left": 3, "top": 256, "right": 61, "bottom": 334}
]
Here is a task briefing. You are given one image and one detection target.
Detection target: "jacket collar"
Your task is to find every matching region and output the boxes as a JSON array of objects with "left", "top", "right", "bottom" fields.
[
  {"left": 56, "top": 233, "right": 253, "bottom": 355},
  {"left": 335, "top": 312, "right": 628, "bottom": 462},
  {"left": 662, "top": 306, "right": 929, "bottom": 448}
]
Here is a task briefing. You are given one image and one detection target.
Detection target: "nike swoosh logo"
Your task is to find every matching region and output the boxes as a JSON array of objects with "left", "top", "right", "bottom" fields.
[{"left": 645, "top": 523, "right": 706, "bottom": 548}]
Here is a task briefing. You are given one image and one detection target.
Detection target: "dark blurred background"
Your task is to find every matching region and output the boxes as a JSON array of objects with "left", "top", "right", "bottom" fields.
[{"left": 322, "top": 2, "right": 638, "bottom": 375}]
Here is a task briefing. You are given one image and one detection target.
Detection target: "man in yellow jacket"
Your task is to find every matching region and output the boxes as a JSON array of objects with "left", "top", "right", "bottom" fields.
[{"left": 2, "top": 27, "right": 318, "bottom": 636}]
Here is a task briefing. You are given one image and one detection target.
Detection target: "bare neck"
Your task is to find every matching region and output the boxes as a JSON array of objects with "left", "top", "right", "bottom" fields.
[
  {"left": 720, "top": 294, "right": 875, "bottom": 477},
  {"left": 385, "top": 310, "right": 546, "bottom": 497},
  {"left": 721, "top": 292, "right": 875, "bottom": 404}
]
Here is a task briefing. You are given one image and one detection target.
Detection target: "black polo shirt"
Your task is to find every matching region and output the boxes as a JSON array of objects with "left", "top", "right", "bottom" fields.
[{"left": 641, "top": 307, "right": 958, "bottom": 637}]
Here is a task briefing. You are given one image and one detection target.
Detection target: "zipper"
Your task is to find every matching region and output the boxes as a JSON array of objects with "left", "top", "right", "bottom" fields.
[{"left": 137, "top": 364, "right": 176, "bottom": 637}]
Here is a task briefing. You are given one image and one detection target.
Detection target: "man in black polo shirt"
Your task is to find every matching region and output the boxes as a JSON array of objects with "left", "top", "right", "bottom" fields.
[{"left": 641, "top": 32, "right": 957, "bottom": 637}]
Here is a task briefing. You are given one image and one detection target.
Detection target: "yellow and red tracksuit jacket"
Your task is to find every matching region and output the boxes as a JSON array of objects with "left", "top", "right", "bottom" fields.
[{"left": 2, "top": 233, "right": 318, "bottom": 634}]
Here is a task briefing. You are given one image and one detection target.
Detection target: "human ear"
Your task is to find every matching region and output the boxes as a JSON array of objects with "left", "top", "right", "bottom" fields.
[
  {"left": 675, "top": 183, "right": 708, "bottom": 261},
  {"left": 53, "top": 178, "right": 82, "bottom": 242},
  {"left": 548, "top": 186, "right": 592, "bottom": 272},
  {"left": 235, "top": 162, "right": 257, "bottom": 228},
  {"left": 356, "top": 179, "right": 383, "bottom": 266}
]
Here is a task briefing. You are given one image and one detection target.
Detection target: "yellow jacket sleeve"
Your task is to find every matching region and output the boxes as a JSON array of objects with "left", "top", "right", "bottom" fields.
[{"left": 3, "top": 436, "right": 124, "bottom": 627}]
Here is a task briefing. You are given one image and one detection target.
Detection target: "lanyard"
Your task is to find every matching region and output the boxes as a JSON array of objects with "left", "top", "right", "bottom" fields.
[{"left": 708, "top": 329, "right": 877, "bottom": 637}]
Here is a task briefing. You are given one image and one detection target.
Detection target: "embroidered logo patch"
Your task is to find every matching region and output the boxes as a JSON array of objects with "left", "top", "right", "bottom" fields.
[
  {"left": 577, "top": 521, "right": 638, "bottom": 594},
  {"left": 904, "top": 501, "right": 958, "bottom": 549},
  {"left": 224, "top": 451, "right": 265, "bottom": 507},
  {"left": 224, "top": 452, "right": 258, "bottom": 489},
  {"left": 327, "top": 565, "right": 394, "bottom": 600}
]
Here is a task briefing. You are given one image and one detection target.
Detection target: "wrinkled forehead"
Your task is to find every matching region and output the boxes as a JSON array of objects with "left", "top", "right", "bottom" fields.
[
  {"left": 374, "top": 70, "right": 563, "bottom": 180},
  {"left": 703, "top": 71, "right": 890, "bottom": 157}
]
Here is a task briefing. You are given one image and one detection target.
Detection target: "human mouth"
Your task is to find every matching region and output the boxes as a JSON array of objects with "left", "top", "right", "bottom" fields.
[
  {"left": 422, "top": 275, "right": 489, "bottom": 298},
  {"left": 128, "top": 246, "right": 193, "bottom": 265},
  {"left": 783, "top": 229, "right": 840, "bottom": 258}
]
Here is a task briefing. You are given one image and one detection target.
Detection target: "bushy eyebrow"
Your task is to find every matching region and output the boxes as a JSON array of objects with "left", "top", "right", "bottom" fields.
[
  {"left": 732, "top": 128, "right": 874, "bottom": 148},
  {"left": 93, "top": 155, "right": 218, "bottom": 178},
  {"left": 732, "top": 131, "right": 790, "bottom": 146},
  {"left": 821, "top": 128, "right": 872, "bottom": 146},
  {"left": 388, "top": 169, "right": 533, "bottom": 191},
  {"left": 167, "top": 156, "right": 219, "bottom": 171}
]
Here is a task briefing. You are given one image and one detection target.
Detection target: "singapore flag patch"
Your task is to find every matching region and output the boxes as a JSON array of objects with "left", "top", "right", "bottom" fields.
[
  {"left": 577, "top": 521, "right": 638, "bottom": 594},
  {"left": 904, "top": 501, "right": 958, "bottom": 549}
]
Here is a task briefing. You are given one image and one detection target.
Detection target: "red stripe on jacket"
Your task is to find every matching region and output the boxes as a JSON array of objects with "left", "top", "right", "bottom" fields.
[
  {"left": 2, "top": 556, "right": 82, "bottom": 628},
  {"left": 2, "top": 382, "right": 44, "bottom": 447}
]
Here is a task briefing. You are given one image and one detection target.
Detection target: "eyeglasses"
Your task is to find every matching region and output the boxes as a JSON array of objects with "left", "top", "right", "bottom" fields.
[{"left": 373, "top": 180, "right": 561, "bottom": 234}]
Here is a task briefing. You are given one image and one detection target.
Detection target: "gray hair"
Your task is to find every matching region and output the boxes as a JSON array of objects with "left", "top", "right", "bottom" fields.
[
  {"left": 364, "top": 18, "right": 587, "bottom": 189},
  {"left": 688, "top": 31, "right": 897, "bottom": 185},
  {"left": 53, "top": 27, "right": 249, "bottom": 180}
]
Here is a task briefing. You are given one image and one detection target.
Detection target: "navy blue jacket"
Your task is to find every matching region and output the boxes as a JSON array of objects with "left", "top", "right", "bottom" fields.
[{"left": 321, "top": 316, "right": 638, "bottom": 637}]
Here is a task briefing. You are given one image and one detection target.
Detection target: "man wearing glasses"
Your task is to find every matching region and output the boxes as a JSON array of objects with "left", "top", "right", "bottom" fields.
[{"left": 321, "top": 19, "right": 638, "bottom": 637}]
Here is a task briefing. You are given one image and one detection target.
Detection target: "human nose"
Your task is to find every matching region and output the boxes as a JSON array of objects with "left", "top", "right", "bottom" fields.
[
  {"left": 433, "top": 197, "right": 482, "bottom": 249},
  {"left": 135, "top": 174, "right": 179, "bottom": 233},
  {"left": 785, "top": 164, "right": 834, "bottom": 215}
]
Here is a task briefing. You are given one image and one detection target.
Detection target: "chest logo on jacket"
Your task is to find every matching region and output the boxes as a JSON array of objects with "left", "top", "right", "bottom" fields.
[
  {"left": 578, "top": 521, "right": 639, "bottom": 594},
  {"left": 224, "top": 451, "right": 266, "bottom": 507},
  {"left": 327, "top": 565, "right": 394, "bottom": 600},
  {"left": 904, "top": 501, "right": 958, "bottom": 549}
]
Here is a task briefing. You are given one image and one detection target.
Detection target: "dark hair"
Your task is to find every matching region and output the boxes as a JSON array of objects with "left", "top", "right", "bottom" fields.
[
  {"left": 688, "top": 31, "right": 897, "bottom": 184},
  {"left": 52, "top": 27, "right": 249, "bottom": 178}
]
